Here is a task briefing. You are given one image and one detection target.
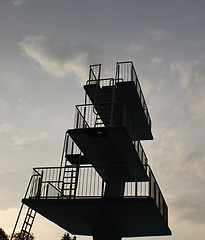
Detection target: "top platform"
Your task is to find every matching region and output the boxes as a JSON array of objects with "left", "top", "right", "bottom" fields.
[{"left": 83, "top": 61, "right": 153, "bottom": 140}]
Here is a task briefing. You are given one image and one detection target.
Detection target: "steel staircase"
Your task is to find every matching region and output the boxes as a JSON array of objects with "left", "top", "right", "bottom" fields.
[
  {"left": 10, "top": 205, "right": 36, "bottom": 240},
  {"left": 19, "top": 208, "right": 36, "bottom": 239}
]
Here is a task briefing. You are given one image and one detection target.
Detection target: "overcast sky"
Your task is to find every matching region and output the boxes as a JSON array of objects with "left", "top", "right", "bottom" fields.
[{"left": 1, "top": 0, "right": 205, "bottom": 239}]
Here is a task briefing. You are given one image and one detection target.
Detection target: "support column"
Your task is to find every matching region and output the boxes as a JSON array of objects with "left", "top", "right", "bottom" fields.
[
  {"left": 104, "top": 166, "right": 126, "bottom": 197},
  {"left": 93, "top": 230, "right": 122, "bottom": 240}
]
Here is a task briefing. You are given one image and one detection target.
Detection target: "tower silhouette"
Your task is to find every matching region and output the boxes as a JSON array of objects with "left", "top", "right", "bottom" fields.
[{"left": 11, "top": 61, "right": 171, "bottom": 240}]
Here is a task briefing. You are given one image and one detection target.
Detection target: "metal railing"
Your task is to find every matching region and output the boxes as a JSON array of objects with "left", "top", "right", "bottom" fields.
[
  {"left": 61, "top": 133, "right": 148, "bottom": 170},
  {"left": 73, "top": 104, "right": 148, "bottom": 166},
  {"left": 24, "top": 164, "right": 168, "bottom": 224},
  {"left": 115, "top": 61, "right": 151, "bottom": 127},
  {"left": 29, "top": 168, "right": 65, "bottom": 199},
  {"left": 59, "top": 131, "right": 81, "bottom": 169},
  {"left": 89, "top": 64, "right": 101, "bottom": 81},
  {"left": 74, "top": 102, "right": 135, "bottom": 134},
  {"left": 64, "top": 132, "right": 81, "bottom": 156},
  {"left": 86, "top": 62, "right": 151, "bottom": 128},
  {"left": 134, "top": 141, "right": 148, "bottom": 165},
  {"left": 86, "top": 78, "right": 117, "bottom": 87}
]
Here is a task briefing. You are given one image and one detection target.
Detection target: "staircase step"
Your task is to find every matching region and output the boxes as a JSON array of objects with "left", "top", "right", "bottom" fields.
[{"left": 24, "top": 222, "right": 32, "bottom": 227}]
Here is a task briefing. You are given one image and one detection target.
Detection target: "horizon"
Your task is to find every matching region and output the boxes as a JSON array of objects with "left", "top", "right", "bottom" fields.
[{"left": 1, "top": 1, "right": 205, "bottom": 239}]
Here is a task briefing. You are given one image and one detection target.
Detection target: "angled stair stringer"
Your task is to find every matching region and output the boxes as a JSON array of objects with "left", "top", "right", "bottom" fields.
[{"left": 10, "top": 204, "right": 36, "bottom": 240}]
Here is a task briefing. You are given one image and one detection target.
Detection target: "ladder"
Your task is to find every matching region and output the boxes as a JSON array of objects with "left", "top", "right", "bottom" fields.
[
  {"left": 63, "top": 160, "right": 79, "bottom": 199},
  {"left": 94, "top": 86, "right": 116, "bottom": 127},
  {"left": 10, "top": 205, "right": 36, "bottom": 240}
]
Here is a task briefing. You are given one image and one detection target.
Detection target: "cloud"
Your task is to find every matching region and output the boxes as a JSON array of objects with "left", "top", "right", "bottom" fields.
[
  {"left": 145, "top": 27, "right": 172, "bottom": 41},
  {"left": 147, "top": 123, "right": 205, "bottom": 183},
  {"left": 126, "top": 43, "right": 144, "bottom": 53},
  {"left": 0, "top": 98, "right": 10, "bottom": 115},
  {"left": 172, "top": 191, "right": 205, "bottom": 224},
  {"left": 13, "top": 0, "right": 27, "bottom": 6},
  {"left": 170, "top": 60, "right": 205, "bottom": 118},
  {"left": 10, "top": 132, "right": 48, "bottom": 150},
  {"left": 0, "top": 169, "right": 32, "bottom": 210},
  {"left": 0, "top": 208, "right": 19, "bottom": 234},
  {"left": 170, "top": 60, "right": 205, "bottom": 89},
  {"left": 151, "top": 56, "right": 164, "bottom": 65},
  {"left": 19, "top": 35, "right": 103, "bottom": 83},
  {"left": 0, "top": 123, "right": 13, "bottom": 133}
]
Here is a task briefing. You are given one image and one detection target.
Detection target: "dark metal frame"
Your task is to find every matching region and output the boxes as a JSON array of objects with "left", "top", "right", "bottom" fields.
[
  {"left": 86, "top": 61, "right": 151, "bottom": 128},
  {"left": 23, "top": 164, "right": 168, "bottom": 224}
]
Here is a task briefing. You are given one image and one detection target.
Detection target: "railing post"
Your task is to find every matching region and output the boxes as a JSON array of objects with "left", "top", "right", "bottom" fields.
[
  {"left": 71, "top": 141, "right": 74, "bottom": 155},
  {"left": 101, "top": 168, "right": 105, "bottom": 197},
  {"left": 65, "top": 134, "right": 68, "bottom": 156},
  {"left": 36, "top": 173, "right": 43, "bottom": 199},
  {"left": 149, "top": 170, "right": 152, "bottom": 198},
  {"left": 45, "top": 184, "right": 49, "bottom": 199},
  {"left": 76, "top": 111, "right": 79, "bottom": 129},
  {"left": 89, "top": 66, "right": 92, "bottom": 80},
  {"left": 135, "top": 166, "right": 138, "bottom": 198},
  {"left": 60, "top": 181, "right": 64, "bottom": 198},
  {"left": 115, "top": 63, "right": 119, "bottom": 81},
  {"left": 131, "top": 63, "right": 133, "bottom": 82},
  {"left": 83, "top": 106, "right": 87, "bottom": 128}
]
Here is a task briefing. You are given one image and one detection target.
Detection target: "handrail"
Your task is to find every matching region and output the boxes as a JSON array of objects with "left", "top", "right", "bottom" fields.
[
  {"left": 115, "top": 61, "right": 151, "bottom": 128},
  {"left": 85, "top": 63, "right": 152, "bottom": 129},
  {"left": 24, "top": 173, "right": 41, "bottom": 198},
  {"left": 75, "top": 105, "right": 90, "bottom": 128},
  {"left": 74, "top": 101, "right": 138, "bottom": 141},
  {"left": 86, "top": 78, "right": 116, "bottom": 87},
  {"left": 74, "top": 102, "right": 131, "bottom": 127},
  {"left": 31, "top": 164, "right": 167, "bottom": 208},
  {"left": 89, "top": 64, "right": 101, "bottom": 81},
  {"left": 24, "top": 164, "right": 168, "bottom": 224},
  {"left": 134, "top": 141, "right": 148, "bottom": 165},
  {"left": 43, "top": 181, "right": 68, "bottom": 199}
]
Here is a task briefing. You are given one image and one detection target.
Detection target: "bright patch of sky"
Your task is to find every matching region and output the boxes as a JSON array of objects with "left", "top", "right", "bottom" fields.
[{"left": 1, "top": 0, "right": 205, "bottom": 239}]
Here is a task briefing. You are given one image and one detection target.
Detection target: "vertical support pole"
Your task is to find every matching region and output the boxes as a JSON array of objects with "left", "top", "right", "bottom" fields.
[
  {"left": 45, "top": 184, "right": 49, "bottom": 199},
  {"left": 71, "top": 141, "right": 74, "bottom": 155},
  {"left": 36, "top": 171, "right": 43, "bottom": 199},
  {"left": 76, "top": 111, "right": 79, "bottom": 129},
  {"left": 135, "top": 166, "right": 138, "bottom": 198},
  {"left": 101, "top": 168, "right": 105, "bottom": 197},
  {"left": 61, "top": 181, "right": 64, "bottom": 198},
  {"left": 83, "top": 105, "right": 87, "bottom": 128},
  {"left": 149, "top": 170, "right": 152, "bottom": 198}
]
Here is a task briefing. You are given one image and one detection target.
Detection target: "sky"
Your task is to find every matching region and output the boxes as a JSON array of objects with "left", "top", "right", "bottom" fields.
[{"left": 1, "top": 0, "right": 205, "bottom": 239}]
